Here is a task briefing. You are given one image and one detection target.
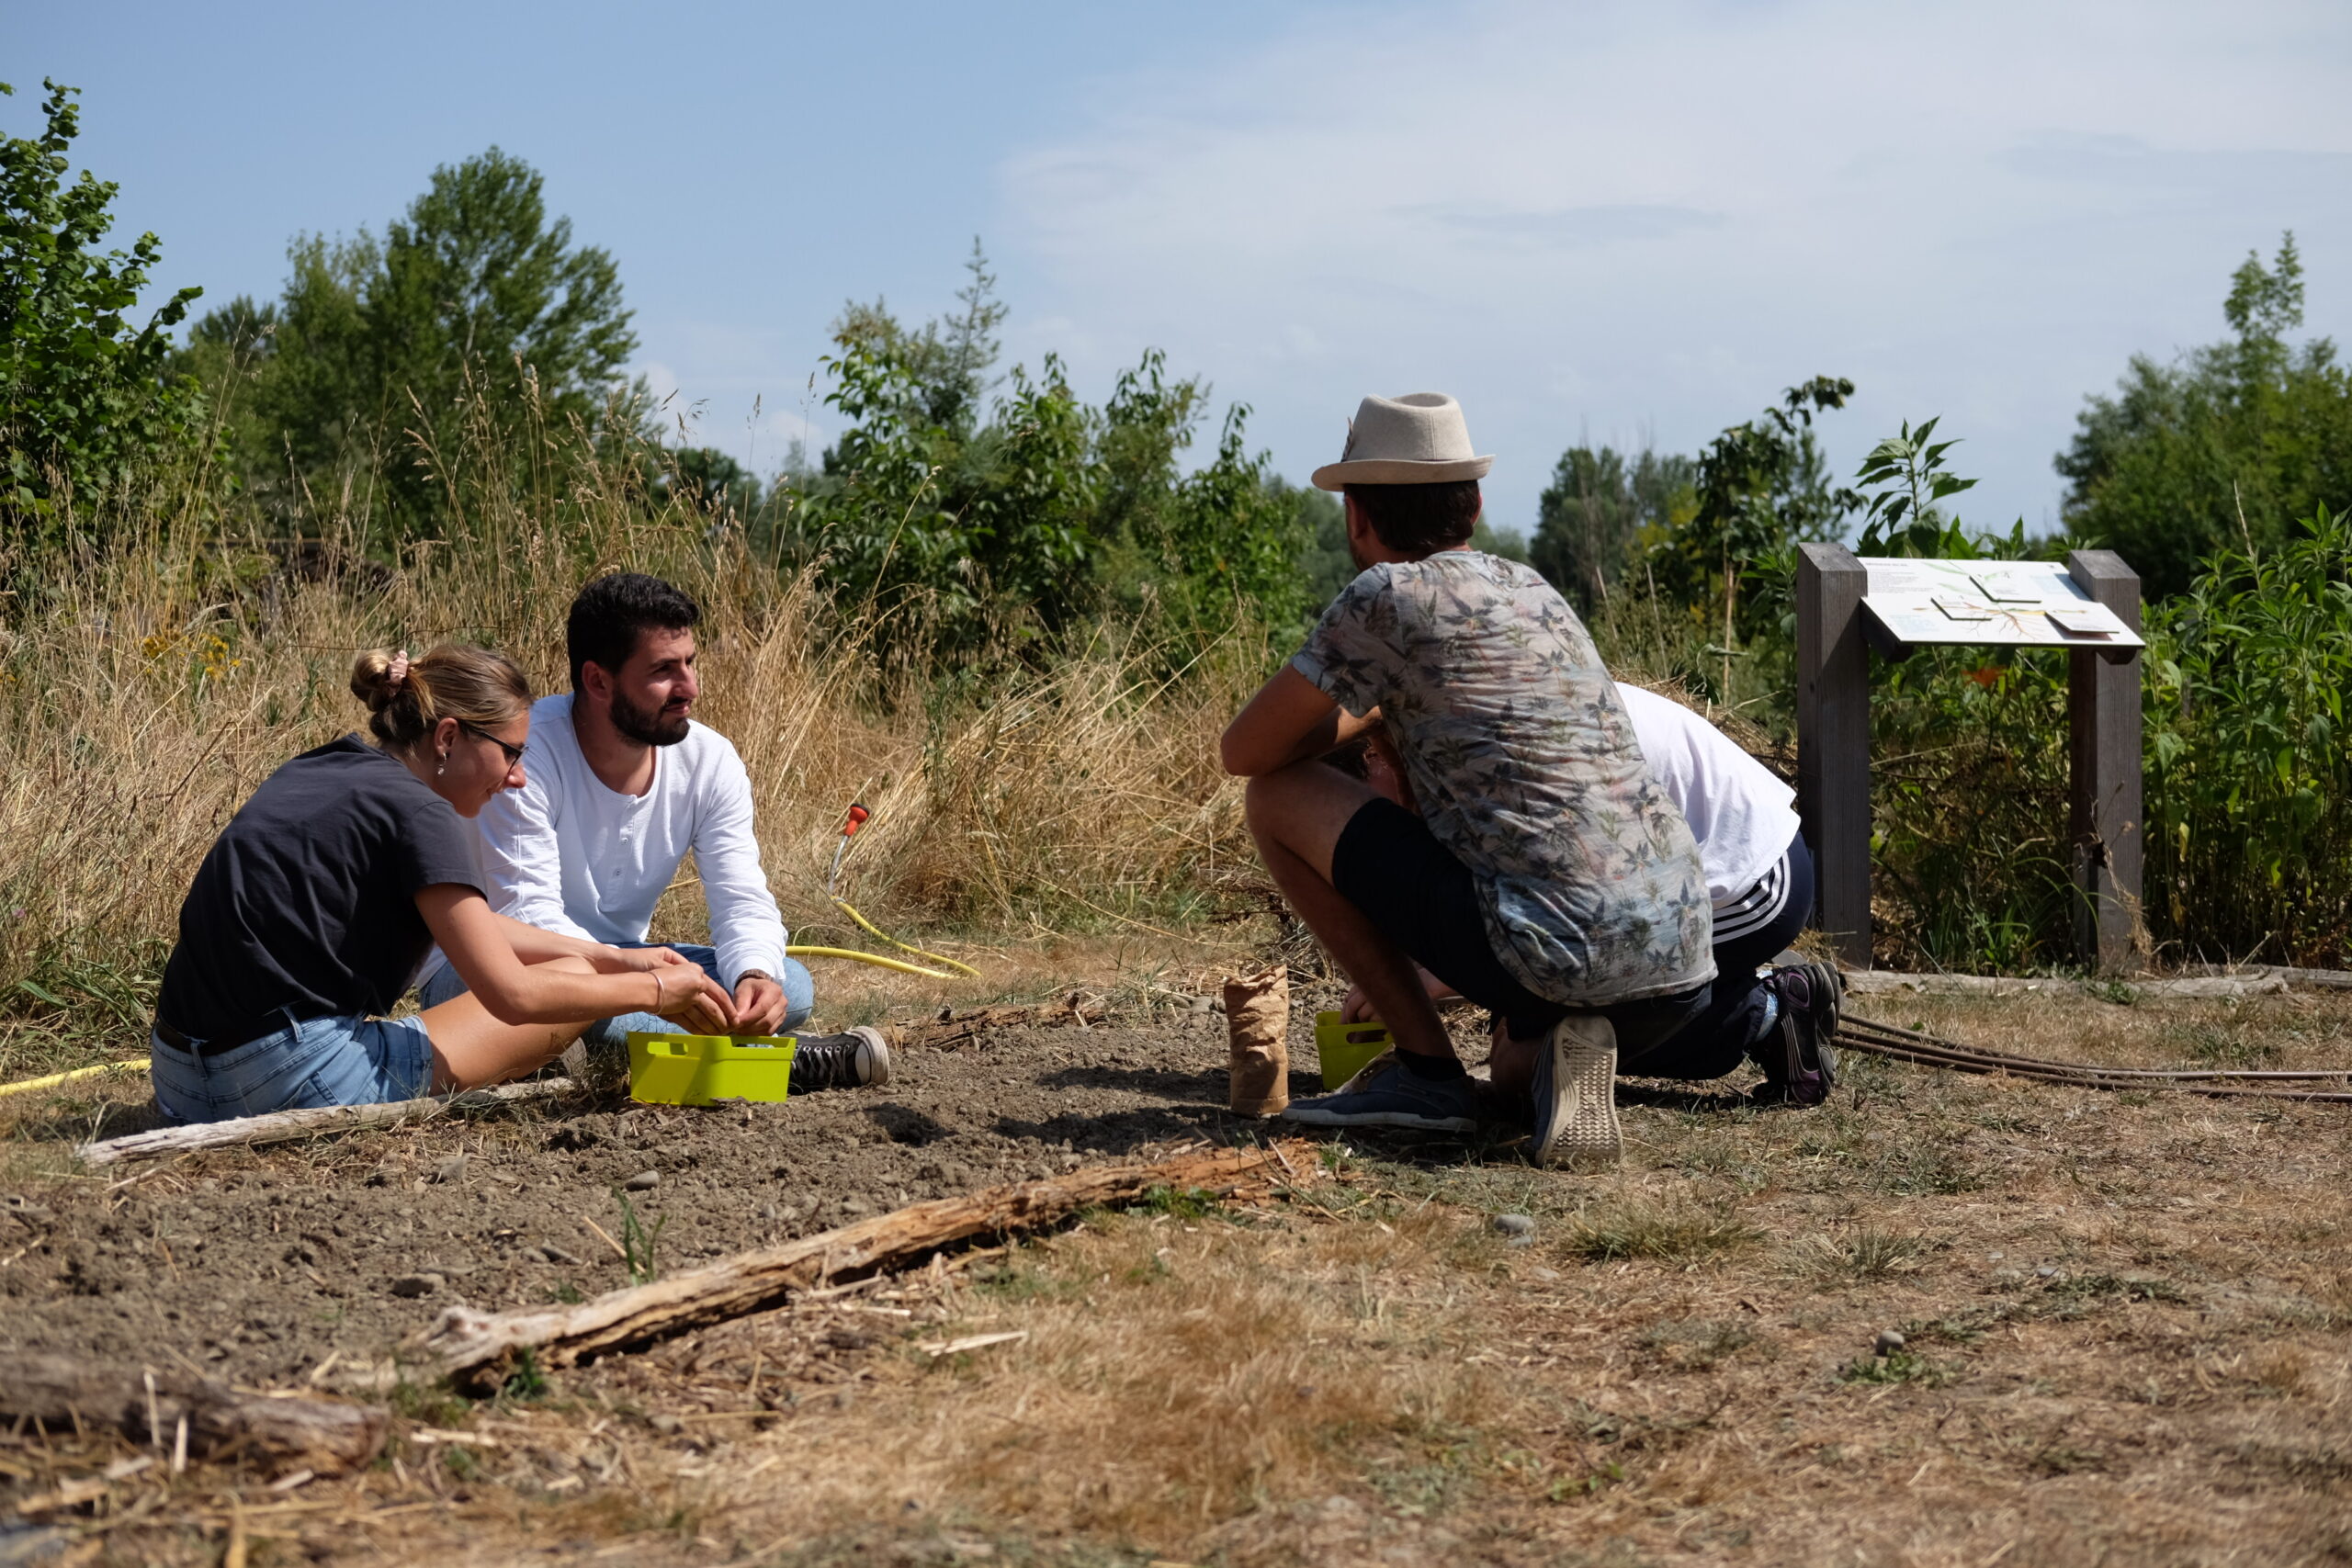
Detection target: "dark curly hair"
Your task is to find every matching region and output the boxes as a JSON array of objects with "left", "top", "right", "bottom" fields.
[{"left": 567, "top": 573, "right": 702, "bottom": 691}]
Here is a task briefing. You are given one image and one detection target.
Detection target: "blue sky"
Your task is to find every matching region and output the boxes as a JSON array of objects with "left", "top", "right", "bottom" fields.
[{"left": 14, "top": 0, "right": 2352, "bottom": 541}]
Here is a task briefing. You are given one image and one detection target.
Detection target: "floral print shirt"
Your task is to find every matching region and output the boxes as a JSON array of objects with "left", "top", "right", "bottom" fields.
[{"left": 1292, "top": 551, "right": 1714, "bottom": 1005}]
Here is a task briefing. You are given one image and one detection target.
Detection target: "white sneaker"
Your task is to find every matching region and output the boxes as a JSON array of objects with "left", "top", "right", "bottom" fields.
[{"left": 1531, "top": 1015, "right": 1620, "bottom": 1168}]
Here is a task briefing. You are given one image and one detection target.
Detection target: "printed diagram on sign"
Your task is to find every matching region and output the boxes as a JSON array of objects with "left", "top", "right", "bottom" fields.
[{"left": 1858, "top": 558, "right": 2145, "bottom": 651}]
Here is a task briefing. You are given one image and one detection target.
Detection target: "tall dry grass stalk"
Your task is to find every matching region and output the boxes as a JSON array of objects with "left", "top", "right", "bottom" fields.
[{"left": 0, "top": 400, "right": 1261, "bottom": 1027}]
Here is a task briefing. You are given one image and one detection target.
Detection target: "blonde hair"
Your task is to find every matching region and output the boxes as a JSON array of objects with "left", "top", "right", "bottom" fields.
[{"left": 349, "top": 643, "right": 530, "bottom": 753}]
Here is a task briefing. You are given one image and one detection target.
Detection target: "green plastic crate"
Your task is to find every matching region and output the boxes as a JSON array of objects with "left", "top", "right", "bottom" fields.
[{"left": 626, "top": 1032, "right": 799, "bottom": 1106}]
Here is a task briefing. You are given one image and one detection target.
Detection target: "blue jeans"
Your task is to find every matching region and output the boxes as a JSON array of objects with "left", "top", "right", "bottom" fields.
[
  {"left": 417, "top": 942, "right": 814, "bottom": 1049},
  {"left": 149, "top": 1010, "right": 436, "bottom": 1124}
]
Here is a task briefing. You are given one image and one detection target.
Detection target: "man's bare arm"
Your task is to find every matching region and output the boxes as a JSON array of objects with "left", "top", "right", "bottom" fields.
[{"left": 1219, "top": 666, "right": 1381, "bottom": 777}]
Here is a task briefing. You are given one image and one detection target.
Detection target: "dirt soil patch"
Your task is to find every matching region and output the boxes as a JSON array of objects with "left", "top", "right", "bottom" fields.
[
  {"left": 1, "top": 995, "right": 1238, "bottom": 1391},
  {"left": 2, "top": 980, "right": 2350, "bottom": 1566}
]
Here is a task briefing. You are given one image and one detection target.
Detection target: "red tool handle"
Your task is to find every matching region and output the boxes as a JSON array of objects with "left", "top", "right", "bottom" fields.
[{"left": 842, "top": 803, "right": 870, "bottom": 838}]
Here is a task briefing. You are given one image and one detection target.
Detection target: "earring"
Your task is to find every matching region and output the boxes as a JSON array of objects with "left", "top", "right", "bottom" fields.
[{"left": 436, "top": 751, "right": 447, "bottom": 776}]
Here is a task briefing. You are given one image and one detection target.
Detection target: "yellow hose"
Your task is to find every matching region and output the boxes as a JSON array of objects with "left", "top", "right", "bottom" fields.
[
  {"left": 785, "top": 944, "right": 964, "bottom": 981},
  {"left": 0, "top": 1059, "right": 151, "bottom": 1099},
  {"left": 828, "top": 897, "right": 982, "bottom": 978}
]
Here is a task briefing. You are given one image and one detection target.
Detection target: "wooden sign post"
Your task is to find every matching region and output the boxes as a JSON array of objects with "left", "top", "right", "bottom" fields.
[{"left": 1794, "top": 545, "right": 2144, "bottom": 974}]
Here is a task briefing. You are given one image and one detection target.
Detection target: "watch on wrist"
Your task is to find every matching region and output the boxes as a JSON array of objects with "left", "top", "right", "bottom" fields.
[{"left": 736, "top": 969, "right": 773, "bottom": 985}]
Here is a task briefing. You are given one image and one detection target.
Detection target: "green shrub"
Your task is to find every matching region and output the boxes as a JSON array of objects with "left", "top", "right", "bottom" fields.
[
  {"left": 2144, "top": 507, "right": 2352, "bottom": 964},
  {"left": 0, "top": 79, "right": 205, "bottom": 543}
]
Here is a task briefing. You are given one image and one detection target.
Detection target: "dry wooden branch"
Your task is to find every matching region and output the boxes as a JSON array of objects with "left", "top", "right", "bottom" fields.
[
  {"left": 1842, "top": 971, "right": 2290, "bottom": 999},
  {"left": 415, "top": 1139, "right": 1322, "bottom": 1391},
  {"left": 0, "top": 1355, "right": 386, "bottom": 1477},
  {"left": 74, "top": 1078, "right": 575, "bottom": 1168}
]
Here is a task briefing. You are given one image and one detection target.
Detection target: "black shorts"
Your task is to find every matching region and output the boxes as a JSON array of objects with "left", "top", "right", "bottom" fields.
[{"left": 1329, "top": 797, "right": 1708, "bottom": 1047}]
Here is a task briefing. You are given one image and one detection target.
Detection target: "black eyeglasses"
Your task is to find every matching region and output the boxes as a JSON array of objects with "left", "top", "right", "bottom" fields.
[{"left": 460, "top": 720, "right": 526, "bottom": 768}]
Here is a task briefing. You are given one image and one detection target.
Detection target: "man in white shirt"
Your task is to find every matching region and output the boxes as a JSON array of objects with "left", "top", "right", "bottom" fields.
[
  {"left": 1342, "top": 683, "right": 1838, "bottom": 1103},
  {"left": 421, "top": 574, "right": 888, "bottom": 1091},
  {"left": 1608, "top": 684, "right": 1836, "bottom": 1102}
]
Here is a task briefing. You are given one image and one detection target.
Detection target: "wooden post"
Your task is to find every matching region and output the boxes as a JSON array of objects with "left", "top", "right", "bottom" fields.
[
  {"left": 2066, "top": 550, "right": 2144, "bottom": 973},
  {"left": 1797, "top": 543, "right": 1872, "bottom": 968}
]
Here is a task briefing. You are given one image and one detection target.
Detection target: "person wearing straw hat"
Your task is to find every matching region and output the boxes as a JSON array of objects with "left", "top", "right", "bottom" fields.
[{"left": 1218, "top": 393, "right": 1714, "bottom": 1166}]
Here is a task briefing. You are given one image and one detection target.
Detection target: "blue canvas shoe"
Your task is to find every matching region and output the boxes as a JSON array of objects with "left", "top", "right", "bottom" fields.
[{"left": 1280, "top": 1055, "right": 1479, "bottom": 1133}]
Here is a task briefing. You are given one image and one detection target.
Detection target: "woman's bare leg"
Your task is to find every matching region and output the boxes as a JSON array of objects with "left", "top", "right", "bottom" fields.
[{"left": 422, "top": 953, "right": 598, "bottom": 1091}]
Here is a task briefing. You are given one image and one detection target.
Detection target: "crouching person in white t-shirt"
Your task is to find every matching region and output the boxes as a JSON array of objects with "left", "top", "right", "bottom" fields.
[
  {"left": 419, "top": 573, "right": 889, "bottom": 1093},
  {"left": 1606, "top": 685, "right": 1838, "bottom": 1103},
  {"left": 1343, "top": 683, "right": 1839, "bottom": 1105}
]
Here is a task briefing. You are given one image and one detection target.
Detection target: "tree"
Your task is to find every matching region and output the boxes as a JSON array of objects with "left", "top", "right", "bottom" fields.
[
  {"left": 2058, "top": 233, "right": 2352, "bottom": 599},
  {"left": 1530, "top": 445, "right": 1695, "bottom": 613},
  {"left": 1289, "top": 481, "right": 1351, "bottom": 604},
  {"left": 782, "top": 251, "right": 1313, "bottom": 653},
  {"left": 184, "top": 147, "right": 636, "bottom": 532},
  {"left": 0, "top": 79, "right": 204, "bottom": 539},
  {"left": 1470, "top": 515, "right": 1530, "bottom": 566},
  {"left": 1672, "top": 378, "right": 1854, "bottom": 637}
]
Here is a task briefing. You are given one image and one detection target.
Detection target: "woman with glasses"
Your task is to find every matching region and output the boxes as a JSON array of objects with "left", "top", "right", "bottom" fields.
[{"left": 148, "top": 643, "right": 738, "bottom": 1122}]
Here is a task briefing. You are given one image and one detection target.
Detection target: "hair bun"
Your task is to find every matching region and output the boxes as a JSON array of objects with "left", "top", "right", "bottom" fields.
[{"left": 349, "top": 649, "right": 405, "bottom": 712}]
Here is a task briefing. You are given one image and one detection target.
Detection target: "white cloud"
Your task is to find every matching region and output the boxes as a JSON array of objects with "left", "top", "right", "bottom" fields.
[{"left": 997, "top": 0, "right": 2352, "bottom": 536}]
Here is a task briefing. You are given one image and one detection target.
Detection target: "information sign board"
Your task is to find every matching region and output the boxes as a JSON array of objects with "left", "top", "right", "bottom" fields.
[{"left": 1859, "top": 558, "right": 2144, "bottom": 650}]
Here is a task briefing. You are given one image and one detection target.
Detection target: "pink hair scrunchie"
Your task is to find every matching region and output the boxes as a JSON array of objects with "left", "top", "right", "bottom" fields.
[{"left": 386, "top": 650, "right": 411, "bottom": 692}]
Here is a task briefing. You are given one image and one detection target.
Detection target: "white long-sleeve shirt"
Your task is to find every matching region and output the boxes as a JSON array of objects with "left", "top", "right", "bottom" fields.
[{"left": 465, "top": 694, "right": 790, "bottom": 985}]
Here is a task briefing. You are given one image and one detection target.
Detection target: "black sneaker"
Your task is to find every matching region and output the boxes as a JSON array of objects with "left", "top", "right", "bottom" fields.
[
  {"left": 1750, "top": 961, "right": 1841, "bottom": 1107},
  {"left": 791, "top": 1027, "right": 892, "bottom": 1093}
]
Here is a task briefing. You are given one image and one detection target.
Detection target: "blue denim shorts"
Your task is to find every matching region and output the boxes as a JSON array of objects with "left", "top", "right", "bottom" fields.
[{"left": 148, "top": 1010, "right": 437, "bottom": 1124}]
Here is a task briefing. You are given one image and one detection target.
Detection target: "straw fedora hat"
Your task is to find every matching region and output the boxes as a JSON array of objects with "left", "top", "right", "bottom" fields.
[{"left": 1310, "top": 392, "right": 1494, "bottom": 490}]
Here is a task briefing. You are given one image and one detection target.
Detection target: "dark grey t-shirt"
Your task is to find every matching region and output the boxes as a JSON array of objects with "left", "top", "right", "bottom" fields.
[{"left": 157, "top": 736, "right": 483, "bottom": 1046}]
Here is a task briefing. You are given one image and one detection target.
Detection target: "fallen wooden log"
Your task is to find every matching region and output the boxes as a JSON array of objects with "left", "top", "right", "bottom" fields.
[
  {"left": 1841, "top": 971, "right": 2289, "bottom": 1000},
  {"left": 2178, "top": 964, "right": 2352, "bottom": 992},
  {"left": 414, "top": 1138, "right": 1320, "bottom": 1391},
  {"left": 0, "top": 1355, "right": 386, "bottom": 1477},
  {"left": 74, "top": 1077, "right": 575, "bottom": 1168}
]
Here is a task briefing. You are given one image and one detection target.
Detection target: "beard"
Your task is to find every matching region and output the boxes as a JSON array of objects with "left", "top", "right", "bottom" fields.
[{"left": 609, "top": 686, "right": 692, "bottom": 747}]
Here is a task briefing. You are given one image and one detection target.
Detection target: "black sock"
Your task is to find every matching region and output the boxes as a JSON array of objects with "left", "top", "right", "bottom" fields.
[{"left": 1396, "top": 1049, "right": 1468, "bottom": 1082}]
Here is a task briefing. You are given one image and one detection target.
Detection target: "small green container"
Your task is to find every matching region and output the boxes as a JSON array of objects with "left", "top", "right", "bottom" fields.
[
  {"left": 627, "top": 1032, "right": 799, "bottom": 1106},
  {"left": 1314, "top": 1011, "right": 1393, "bottom": 1089}
]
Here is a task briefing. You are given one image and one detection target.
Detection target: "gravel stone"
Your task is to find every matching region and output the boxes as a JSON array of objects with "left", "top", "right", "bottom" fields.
[
  {"left": 622, "top": 1169, "right": 661, "bottom": 1191},
  {"left": 1875, "top": 1329, "right": 1906, "bottom": 1357},
  {"left": 1491, "top": 1213, "right": 1537, "bottom": 1237},
  {"left": 389, "top": 1273, "right": 445, "bottom": 1298}
]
